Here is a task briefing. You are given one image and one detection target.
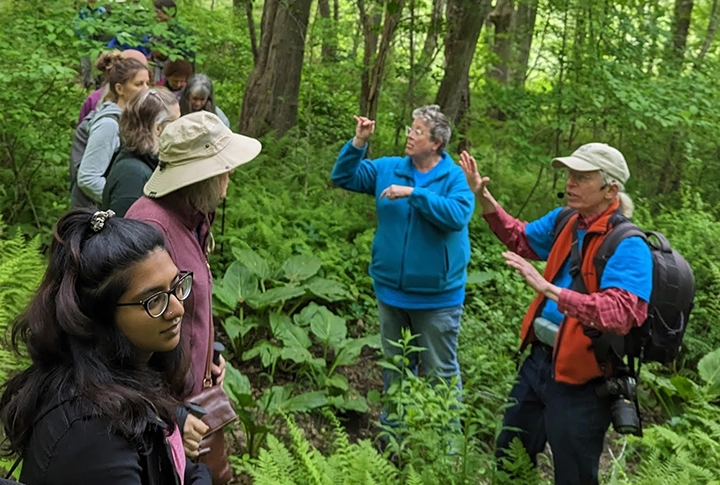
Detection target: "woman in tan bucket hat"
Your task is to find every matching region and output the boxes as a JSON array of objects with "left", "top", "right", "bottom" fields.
[{"left": 126, "top": 111, "right": 261, "bottom": 484}]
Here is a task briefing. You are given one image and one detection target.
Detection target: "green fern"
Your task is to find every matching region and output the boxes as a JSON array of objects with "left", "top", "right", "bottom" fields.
[
  {"left": 241, "top": 412, "right": 402, "bottom": 485},
  {"left": 0, "top": 228, "right": 45, "bottom": 380}
]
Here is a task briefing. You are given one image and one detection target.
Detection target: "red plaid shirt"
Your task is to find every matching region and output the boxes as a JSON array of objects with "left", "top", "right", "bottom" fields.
[{"left": 484, "top": 206, "right": 647, "bottom": 335}]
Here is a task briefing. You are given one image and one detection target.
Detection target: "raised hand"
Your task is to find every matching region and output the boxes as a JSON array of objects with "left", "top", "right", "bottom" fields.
[
  {"left": 353, "top": 115, "right": 376, "bottom": 147},
  {"left": 459, "top": 151, "right": 489, "bottom": 196}
]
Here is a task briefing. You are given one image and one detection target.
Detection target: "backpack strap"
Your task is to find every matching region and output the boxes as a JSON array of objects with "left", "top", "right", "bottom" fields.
[{"left": 551, "top": 207, "right": 576, "bottom": 243}]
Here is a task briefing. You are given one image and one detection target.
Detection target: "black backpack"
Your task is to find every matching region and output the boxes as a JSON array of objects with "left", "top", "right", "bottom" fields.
[
  {"left": 69, "top": 110, "right": 120, "bottom": 209},
  {"left": 552, "top": 207, "right": 695, "bottom": 366}
]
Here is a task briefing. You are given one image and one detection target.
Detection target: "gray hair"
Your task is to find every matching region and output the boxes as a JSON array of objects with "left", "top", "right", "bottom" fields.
[
  {"left": 177, "top": 174, "right": 224, "bottom": 214},
  {"left": 411, "top": 104, "right": 451, "bottom": 154},
  {"left": 601, "top": 170, "right": 634, "bottom": 218}
]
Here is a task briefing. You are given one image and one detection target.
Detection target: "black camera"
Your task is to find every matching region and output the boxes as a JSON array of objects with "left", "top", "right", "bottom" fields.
[{"left": 597, "top": 376, "right": 641, "bottom": 436}]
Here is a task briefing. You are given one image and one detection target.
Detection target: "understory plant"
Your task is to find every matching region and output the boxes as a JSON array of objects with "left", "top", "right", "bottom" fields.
[{"left": 214, "top": 248, "right": 380, "bottom": 412}]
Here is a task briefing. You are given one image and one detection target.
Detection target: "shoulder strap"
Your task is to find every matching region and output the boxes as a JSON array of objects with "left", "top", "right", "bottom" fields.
[
  {"left": 593, "top": 218, "right": 647, "bottom": 283},
  {"left": 551, "top": 207, "right": 577, "bottom": 244}
]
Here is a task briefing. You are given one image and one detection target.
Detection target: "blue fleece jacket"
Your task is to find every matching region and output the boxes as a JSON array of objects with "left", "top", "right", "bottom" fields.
[{"left": 331, "top": 139, "right": 475, "bottom": 295}]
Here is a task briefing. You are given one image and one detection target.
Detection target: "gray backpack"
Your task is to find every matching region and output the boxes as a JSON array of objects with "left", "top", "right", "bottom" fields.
[{"left": 69, "top": 110, "right": 120, "bottom": 209}]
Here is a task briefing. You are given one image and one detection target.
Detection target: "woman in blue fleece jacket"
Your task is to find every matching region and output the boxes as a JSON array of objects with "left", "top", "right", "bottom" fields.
[{"left": 331, "top": 105, "right": 475, "bottom": 418}]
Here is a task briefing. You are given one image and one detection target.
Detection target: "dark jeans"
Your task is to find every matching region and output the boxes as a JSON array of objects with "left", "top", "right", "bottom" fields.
[{"left": 496, "top": 345, "right": 612, "bottom": 485}]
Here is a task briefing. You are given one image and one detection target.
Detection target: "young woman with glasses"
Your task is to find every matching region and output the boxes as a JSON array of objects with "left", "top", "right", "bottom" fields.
[{"left": 0, "top": 209, "right": 211, "bottom": 485}]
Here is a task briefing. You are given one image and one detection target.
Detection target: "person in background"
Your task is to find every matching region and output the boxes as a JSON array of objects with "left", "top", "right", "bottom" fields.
[
  {"left": 0, "top": 209, "right": 211, "bottom": 484},
  {"left": 459, "top": 144, "right": 652, "bottom": 485},
  {"left": 75, "top": 54, "right": 149, "bottom": 207},
  {"left": 77, "top": 49, "right": 149, "bottom": 126},
  {"left": 330, "top": 105, "right": 475, "bottom": 429},
  {"left": 179, "top": 74, "right": 230, "bottom": 128},
  {"left": 150, "top": 0, "right": 195, "bottom": 84},
  {"left": 103, "top": 88, "right": 179, "bottom": 217},
  {"left": 156, "top": 59, "right": 193, "bottom": 99},
  {"left": 126, "top": 112, "right": 261, "bottom": 468}
]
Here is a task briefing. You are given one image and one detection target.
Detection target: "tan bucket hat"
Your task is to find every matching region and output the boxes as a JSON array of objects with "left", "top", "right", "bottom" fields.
[
  {"left": 551, "top": 143, "right": 630, "bottom": 184},
  {"left": 144, "top": 111, "right": 261, "bottom": 198}
]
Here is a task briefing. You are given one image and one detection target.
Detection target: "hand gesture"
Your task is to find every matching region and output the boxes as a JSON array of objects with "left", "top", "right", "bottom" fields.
[
  {"left": 459, "top": 151, "right": 489, "bottom": 196},
  {"left": 353, "top": 115, "right": 375, "bottom": 144},
  {"left": 503, "top": 251, "right": 551, "bottom": 296},
  {"left": 183, "top": 413, "right": 210, "bottom": 458},
  {"left": 380, "top": 184, "right": 413, "bottom": 200}
]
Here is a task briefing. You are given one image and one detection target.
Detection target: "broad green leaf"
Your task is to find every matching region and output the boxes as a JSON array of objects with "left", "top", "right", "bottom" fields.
[
  {"left": 310, "top": 306, "right": 347, "bottom": 348},
  {"left": 466, "top": 271, "right": 494, "bottom": 286},
  {"left": 669, "top": 375, "right": 700, "bottom": 401},
  {"left": 293, "top": 302, "right": 322, "bottom": 327},
  {"left": 325, "top": 373, "right": 349, "bottom": 391},
  {"left": 329, "top": 393, "right": 369, "bottom": 413},
  {"left": 698, "top": 348, "right": 720, "bottom": 396},
  {"left": 277, "top": 391, "right": 328, "bottom": 413},
  {"left": 221, "top": 315, "right": 242, "bottom": 343},
  {"left": 223, "top": 363, "right": 254, "bottom": 408},
  {"left": 281, "top": 254, "right": 321, "bottom": 282},
  {"left": 279, "top": 346, "right": 314, "bottom": 364},
  {"left": 270, "top": 312, "right": 312, "bottom": 349},
  {"left": 246, "top": 285, "right": 306, "bottom": 309},
  {"left": 232, "top": 248, "right": 272, "bottom": 281},
  {"left": 303, "top": 277, "right": 349, "bottom": 302},
  {"left": 334, "top": 334, "right": 381, "bottom": 367},
  {"left": 242, "top": 340, "right": 282, "bottom": 368},
  {"left": 259, "top": 385, "right": 292, "bottom": 411},
  {"left": 220, "top": 261, "right": 259, "bottom": 305}
]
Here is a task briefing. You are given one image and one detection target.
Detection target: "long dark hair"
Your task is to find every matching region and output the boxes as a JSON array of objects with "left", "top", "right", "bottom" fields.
[
  {"left": 180, "top": 73, "right": 219, "bottom": 116},
  {"left": 0, "top": 210, "right": 189, "bottom": 455}
]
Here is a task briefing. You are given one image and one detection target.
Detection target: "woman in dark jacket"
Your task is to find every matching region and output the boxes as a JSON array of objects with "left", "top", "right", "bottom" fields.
[
  {"left": 0, "top": 209, "right": 211, "bottom": 485},
  {"left": 103, "top": 88, "right": 180, "bottom": 217}
]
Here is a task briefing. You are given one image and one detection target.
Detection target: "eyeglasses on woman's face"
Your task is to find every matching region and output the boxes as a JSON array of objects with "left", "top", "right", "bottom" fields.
[
  {"left": 405, "top": 126, "right": 425, "bottom": 138},
  {"left": 117, "top": 271, "right": 193, "bottom": 318}
]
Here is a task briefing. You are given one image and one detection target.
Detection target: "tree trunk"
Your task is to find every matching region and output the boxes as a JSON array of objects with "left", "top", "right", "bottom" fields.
[
  {"left": 359, "top": 0, "right": 406, "bottom": 120},
  {"left": 435, "top": 0, "right": 492, "bottom": 127},
  {"left": 318, "top": 0, "right": 337, "bottom": 61},
  {"left": 487, "top": 0, "right": 515, "bottom": 86},
  {"left": 420, "top": 0, "right": 446, "bottom": 66},
  {"left": 358, "top": 0, "right": 381, "bottom": 117},
  {"left": 510, "top": 0, "right": 538, "bottom": 87},
  {"left": 665, "top": 0, "right": 694, "bottom": 67},
  {"left": 239, "top": 0, "right": 313, "bottom": 137},
  {"left": 696, "top": 0, "right": 719, "bottom": 66},
  {"left": 233, "top": 0, "right": 259, "bottom": 63}
]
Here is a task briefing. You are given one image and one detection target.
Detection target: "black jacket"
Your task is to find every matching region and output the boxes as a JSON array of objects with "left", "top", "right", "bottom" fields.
[{"left": 19, "top": 397, "right": 211, "bottom": 485}]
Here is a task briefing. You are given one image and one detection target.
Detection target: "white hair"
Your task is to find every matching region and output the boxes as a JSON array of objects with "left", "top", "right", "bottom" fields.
[{"left": 601, "top": 170, "right": 634, "bottom": 218}]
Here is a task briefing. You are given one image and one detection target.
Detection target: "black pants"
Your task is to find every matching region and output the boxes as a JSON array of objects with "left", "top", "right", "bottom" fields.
[{"left": 496, "top": 345, "right": 612, "bottom": 485}]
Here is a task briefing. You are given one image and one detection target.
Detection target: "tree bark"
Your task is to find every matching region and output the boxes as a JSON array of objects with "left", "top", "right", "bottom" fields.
[
  {"left": 239, "top": 0, "right": 313, "bottom": 137},
  {"left": 435, "top": 0, "right": 492, "bottom": 127},
  {"left": 318, "top": 0, "right": 337, "bottom": 61},
  {"left": 510, "top": 0, "right": 538, "bottom": 87},
  {"left": 233, "top": 0, "right": 259, "bottom": 63},
  {"left": 487, "top": 0, "right": 515, "bottom": 86},
  {"left": 696, "top": 0, "right": 719, "bottom": 66},
  {"left": 359, "top": 0, "right": 406, "bottom": 120},
  {"left": 665, "top": 0, "right": 694, "bottom": 67},
  {"left": 420, "top": 0, "right": 446, "bottom": 66}
]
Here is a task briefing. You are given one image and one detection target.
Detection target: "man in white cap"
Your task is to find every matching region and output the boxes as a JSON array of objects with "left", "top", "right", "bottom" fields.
[{"left": 460, "top": 144, "right": 652, "bottom": 484}]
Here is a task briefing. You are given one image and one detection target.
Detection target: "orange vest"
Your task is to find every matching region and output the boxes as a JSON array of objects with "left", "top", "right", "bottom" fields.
[{"left": 519, "top": 200, "right": 621, "bottom": 385}]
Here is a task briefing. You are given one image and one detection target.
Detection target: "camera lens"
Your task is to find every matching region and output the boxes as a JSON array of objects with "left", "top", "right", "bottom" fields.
[{"left": 611, "top": 398, "right": 641, "bottom": 436}]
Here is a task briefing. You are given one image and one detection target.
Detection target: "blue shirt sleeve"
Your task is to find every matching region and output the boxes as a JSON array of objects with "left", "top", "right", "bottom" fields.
[
  {"left": 525, "top": 207, "right": 564, "bottom": 261},
  {"left": 600, "top": 236, "right": 653, "bottom": 302}
]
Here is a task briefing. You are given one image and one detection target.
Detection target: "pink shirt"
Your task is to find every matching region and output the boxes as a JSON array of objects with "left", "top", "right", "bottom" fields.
[
  {"left": 484, "top": 205, "right": 647, "bottom": 335},
  {"left": 167, "top": 426, "right": 186, "bottom": 484}
]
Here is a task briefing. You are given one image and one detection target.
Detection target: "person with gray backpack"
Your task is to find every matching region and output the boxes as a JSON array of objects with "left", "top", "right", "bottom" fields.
[{"left": 70, "top": 53, "right": 149, "bottom": 208}]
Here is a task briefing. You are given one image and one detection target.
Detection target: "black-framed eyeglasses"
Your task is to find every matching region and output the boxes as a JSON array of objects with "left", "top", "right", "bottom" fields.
[{"left": 117, "top": 271, "right": 193, "bottom": 318}]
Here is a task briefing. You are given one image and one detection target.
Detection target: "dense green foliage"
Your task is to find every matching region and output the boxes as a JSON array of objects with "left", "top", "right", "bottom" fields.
[{"left": 2, "top": 0, "right": 720, "bottom": 483}]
